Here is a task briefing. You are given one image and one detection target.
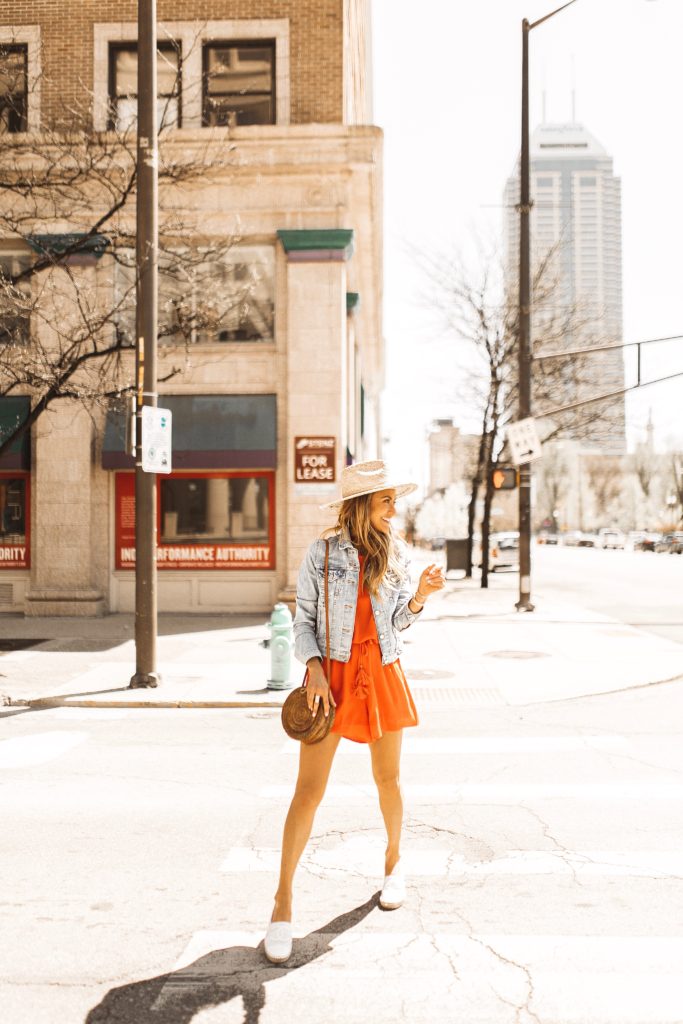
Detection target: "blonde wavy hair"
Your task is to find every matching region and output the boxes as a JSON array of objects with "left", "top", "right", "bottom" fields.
[{"left": 326, "top": 493, "right": 405, "bottom": 595}]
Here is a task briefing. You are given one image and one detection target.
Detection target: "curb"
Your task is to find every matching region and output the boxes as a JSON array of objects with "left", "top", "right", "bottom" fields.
[{"left": 7, "top": 696, "right": 287, "bottom": 710}]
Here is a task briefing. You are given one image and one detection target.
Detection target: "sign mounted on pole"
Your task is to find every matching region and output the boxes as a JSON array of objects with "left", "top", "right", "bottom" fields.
[
  {"left": 141, "top": 405, "right": 172, "bottom": 473},
  {"left": 505, "top": 417, "right": 542, "bottom": 465}
]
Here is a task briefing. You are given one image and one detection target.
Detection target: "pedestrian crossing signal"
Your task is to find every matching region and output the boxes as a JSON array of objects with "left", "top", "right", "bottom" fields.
[{"left": 491, "top": 466, "right": 518, "bottom": 490}]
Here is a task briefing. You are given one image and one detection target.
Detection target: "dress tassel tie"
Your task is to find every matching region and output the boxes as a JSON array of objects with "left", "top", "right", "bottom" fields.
[{"left": 352, "top": 640, "right": 374, "bottom": 700}]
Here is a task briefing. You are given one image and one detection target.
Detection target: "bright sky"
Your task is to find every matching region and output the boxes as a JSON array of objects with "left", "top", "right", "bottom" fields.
[{"left": 371, "top": 0, "right": 683, "bottom": 490}]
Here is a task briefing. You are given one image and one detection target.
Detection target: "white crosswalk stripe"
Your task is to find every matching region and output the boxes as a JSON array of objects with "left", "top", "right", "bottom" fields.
[
  {"left": 220, "top": 842, "right": 683, "bottom": 879},
  {"left": 155, "top": 931, "right": 683, "bottom": 1023},
  {"left": 261, "top": 781, "right": 683, "bottom": 802},
  {"left": 165, "top": 725, "right": 683, "bottom": 1022},
  {"left": 281, "top": 734, "right": 629, "bottom": 754},
  {"left": 0, "top": 729, "right": 88, "bottom": 768}
]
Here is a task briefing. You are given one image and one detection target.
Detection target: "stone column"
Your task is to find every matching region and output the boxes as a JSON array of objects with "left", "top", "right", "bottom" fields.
[
  {"left": 25, "top": 400, "right": 105, "bottom": 615},
  {"left": 276, "top": 229, "right": 353, "bottom": 603}
]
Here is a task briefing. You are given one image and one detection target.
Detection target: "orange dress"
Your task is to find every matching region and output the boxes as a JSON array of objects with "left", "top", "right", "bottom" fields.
[{"left": 328, "top": 557, "right": 419, "bottom": 744}]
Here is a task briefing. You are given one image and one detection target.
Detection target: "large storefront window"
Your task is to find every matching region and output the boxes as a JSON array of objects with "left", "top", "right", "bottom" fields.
[
  {"left": 116, "top": 471, "right": 274, "bottom": 569},
  {"left": 113, "top": 246, "right": 275, "bottom": 345},
  {"left": 0, "top": 474, "right": 29, "bottom": 568}
]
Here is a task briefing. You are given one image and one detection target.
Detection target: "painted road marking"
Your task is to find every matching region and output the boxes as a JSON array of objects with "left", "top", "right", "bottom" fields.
[
  {"left": 0, "top": 730, "right": 88, "bottom": 768},
  {"left": 261, "top": 781, "right": 683, "bottom": 802},
  {"left": 153, "top": 931, "right": 683, "bottom": 1022},
  {"left": 280, "top": 735, "right": 629, "bottom": 755},
  {"left": 219, "top": 842, "right": 683, "bottom": 879}
]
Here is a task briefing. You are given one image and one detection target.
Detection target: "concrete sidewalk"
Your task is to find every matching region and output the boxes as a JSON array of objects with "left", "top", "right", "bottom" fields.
[{"left": 2, "top": 572, "right": 682, "bottom": 710}]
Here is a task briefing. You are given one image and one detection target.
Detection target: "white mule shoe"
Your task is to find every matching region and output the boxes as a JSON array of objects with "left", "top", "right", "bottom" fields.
[
  {"left": 264, "top": 920, "right": 293, "bottom": 963},
  {"left": 379, "top": 862, "right": 405, "bottom": 910}
]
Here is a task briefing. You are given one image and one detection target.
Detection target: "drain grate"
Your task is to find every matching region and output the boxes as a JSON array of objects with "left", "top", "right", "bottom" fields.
[
  {"left": 0, "top": 638, "right": 48, "bottom": 654},
  {"left": 413, "top": 687, "right": 505, "bottom": 707},
  {"left": 485, "top": 650, "right": 549, "bottom": 660}
]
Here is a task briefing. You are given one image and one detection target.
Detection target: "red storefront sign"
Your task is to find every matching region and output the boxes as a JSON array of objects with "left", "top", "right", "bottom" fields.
[
  {"left": 115, "top": 472, "right": 275, "bottom": 570},
  {"left": 0, "top": 473, "right": 30, "bottom": 569}
]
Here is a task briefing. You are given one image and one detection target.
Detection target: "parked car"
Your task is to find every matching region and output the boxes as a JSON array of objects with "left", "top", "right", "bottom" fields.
[
  {"left": 473, "top": 531, "right": 520, "bottom": 571},
  {"left": 562, "top": 531, "right": 583, "bottom": 547},
  {"left": 537, "top": 531, "right": 559, "bottom": 545},
  {"left": 577, "top": 532, "right": 598, "bottom": 548},
  {"left": 655, "top": 532, "right": 683, "bottom": 554},
  {"left": 630, "top": 531, "right": 660, "bottom": 552},
  {"left": 489, "top": 531, "right": 520, "bottom": 571},
  {"left": 598, "top": 528, "right": 625, "bottom": 549}
]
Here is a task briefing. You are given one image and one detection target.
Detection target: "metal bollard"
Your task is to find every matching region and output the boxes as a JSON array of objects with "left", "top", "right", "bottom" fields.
[{"left": 262, "top": 603, "right": 295, "bottom": 690}]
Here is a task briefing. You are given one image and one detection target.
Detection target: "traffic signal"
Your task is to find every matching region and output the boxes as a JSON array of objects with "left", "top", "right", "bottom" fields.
[{"left": 491, "top": 466, "right": 518, "bottom": 491}]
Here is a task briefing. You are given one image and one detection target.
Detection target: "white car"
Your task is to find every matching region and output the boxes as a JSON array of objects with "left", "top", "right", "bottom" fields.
[{"left": 598, "top": 528, "right": 625, "bottom": 549}]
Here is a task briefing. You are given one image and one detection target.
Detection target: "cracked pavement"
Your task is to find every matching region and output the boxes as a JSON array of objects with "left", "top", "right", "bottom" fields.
[{"left": 3, "top": 661, "right": 683, "bottom": 1023}]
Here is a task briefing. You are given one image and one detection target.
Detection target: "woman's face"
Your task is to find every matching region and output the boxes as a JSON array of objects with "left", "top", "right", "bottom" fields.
[{"left": 368, "top": 489, "right": 397, "bottom": 535}]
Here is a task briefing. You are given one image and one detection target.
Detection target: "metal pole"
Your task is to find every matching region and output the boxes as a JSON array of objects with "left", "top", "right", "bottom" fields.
[
  {"left": 130, "top": 0, "right": 160, "bottom": 687},
  {"left": 517, "top": 18, "right": 534, "bottom": 612}
]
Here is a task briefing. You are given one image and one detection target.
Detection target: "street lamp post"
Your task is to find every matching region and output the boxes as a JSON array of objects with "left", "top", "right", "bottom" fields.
[
  {"left": 129, "top": 0, "right": 160, "bottom": 688},
  {"left": 517, "top": 0, "right": 578, "bottom": 613}
]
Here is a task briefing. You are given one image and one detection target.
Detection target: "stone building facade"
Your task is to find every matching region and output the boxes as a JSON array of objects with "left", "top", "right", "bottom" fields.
[{"left": 0, "top": 0, "right": 383, "bottom": 615}]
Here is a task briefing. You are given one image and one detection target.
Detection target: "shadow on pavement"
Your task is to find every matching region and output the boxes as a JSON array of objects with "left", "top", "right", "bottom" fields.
[{"left": 84, "top": 895, "right": 379, "bottom": 1024}]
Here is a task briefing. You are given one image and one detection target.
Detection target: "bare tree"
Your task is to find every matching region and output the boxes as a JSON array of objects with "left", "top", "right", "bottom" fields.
[
  {"left": 0, "top": 44, "right": 270, "bottom": 458},
  {"left": 417, "top": 238, "right": 618, "bottom": 586},
  {"left": 584, "top": 455, "right": 624, "bottom": 524}
]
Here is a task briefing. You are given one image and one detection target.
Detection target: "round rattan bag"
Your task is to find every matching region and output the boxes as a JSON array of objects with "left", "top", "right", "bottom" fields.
[{"left": 281, "top": 680, "right": 335, "bottom": 744}]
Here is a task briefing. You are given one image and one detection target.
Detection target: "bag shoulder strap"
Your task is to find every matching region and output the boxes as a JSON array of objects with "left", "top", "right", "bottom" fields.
[{"left": 324, "top": 539, "right": 331, "bottom": 679}]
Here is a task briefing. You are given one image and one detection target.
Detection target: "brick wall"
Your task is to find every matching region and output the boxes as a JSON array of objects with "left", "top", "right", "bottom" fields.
[{"left": 0, "top": 0, "right": 344, "bottom": 125}]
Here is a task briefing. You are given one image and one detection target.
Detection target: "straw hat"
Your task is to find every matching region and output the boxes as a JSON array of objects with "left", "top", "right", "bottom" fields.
[{"left": 322, "top": 460, "right": 418, "bottom": 512}]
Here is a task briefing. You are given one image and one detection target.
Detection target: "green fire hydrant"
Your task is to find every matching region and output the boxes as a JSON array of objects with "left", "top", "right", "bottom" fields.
[{"left": 263, "top": 603, "right": 295, "bottom": 690}]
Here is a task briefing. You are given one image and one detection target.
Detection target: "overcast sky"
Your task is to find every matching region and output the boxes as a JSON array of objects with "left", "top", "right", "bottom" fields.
[{"left": 371, "top": 0, "right": 683, "bottom": 490}]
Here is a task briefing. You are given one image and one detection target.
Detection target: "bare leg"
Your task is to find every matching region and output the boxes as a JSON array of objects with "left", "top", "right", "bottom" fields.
[
  {"left": 272, "top": 730, "right": 342, "bottom": 922},
  {"left": 369, "top": 729, "right": 404, "bottom": 876}
]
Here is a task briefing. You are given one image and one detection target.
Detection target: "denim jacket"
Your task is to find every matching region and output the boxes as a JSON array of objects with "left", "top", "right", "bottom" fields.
[{"left": 293, "top": 531, "right": 422, "bottom": 667}]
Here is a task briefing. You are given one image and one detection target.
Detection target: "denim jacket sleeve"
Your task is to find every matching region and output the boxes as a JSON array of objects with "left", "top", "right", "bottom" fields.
[
  {"left": 293, "top": 540, "right": 324, "bottom": 665},
  {"left": 391, "top": 543, "right": 423, "bottom": 632}
]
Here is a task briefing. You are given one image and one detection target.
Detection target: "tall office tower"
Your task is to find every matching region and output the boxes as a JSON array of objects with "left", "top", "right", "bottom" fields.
[{"left": 504, "top": 122, "right": 626, "bottom": 452}]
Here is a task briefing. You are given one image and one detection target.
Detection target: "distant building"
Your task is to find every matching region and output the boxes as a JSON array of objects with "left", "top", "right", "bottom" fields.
[
  {"left": 504, "top": 121, "right": 626, "bottom": 453},
  {"left": 428, "top": 420, "right": 479, "bottom": 496}
]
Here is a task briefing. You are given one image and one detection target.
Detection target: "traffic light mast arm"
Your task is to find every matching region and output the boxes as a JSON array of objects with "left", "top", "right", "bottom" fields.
[{"left": 534, "top": 368, "right": 683, "bottom": 420}]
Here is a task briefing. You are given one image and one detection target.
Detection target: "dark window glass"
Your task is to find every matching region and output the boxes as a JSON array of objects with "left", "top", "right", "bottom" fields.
[
  {"left": 161, "top": 475, "right": 270, "bottom": 543},
  {"left": 108, "top": 42, "right": 181, "bottom": 131},
  {"left": 203, "top": 41, "right": 275, "bottom": 127},
  {"left": 0, "top": 477, "right": 26, "bottom": 540},
  {"left": 0, "top": 252, "right": 30, "bottom": 345},
  {"left": 0, "top": 44, "right": 27, "bottom": 133}
]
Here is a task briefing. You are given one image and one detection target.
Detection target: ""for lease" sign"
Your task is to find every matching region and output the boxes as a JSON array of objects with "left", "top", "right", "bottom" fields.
[{"left": 294, "top": 436, "right": 336, "bottom": 482}]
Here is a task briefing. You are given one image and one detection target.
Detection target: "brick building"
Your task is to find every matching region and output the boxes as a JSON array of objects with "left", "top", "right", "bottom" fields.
[{"left": 0, "top": 1, "right": 383, "bottom": 615}]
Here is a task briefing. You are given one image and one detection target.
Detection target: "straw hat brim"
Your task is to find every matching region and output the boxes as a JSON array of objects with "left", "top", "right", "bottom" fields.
[{"left": 321, "top": 481, "right": 418, "bottom": 512}]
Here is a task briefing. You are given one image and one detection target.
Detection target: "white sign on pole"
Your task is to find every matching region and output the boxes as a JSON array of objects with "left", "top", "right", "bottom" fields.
[
  {"left": 505, "top": 417, "right": 543, "bottom": 465},
  {"left": 141, "top": 406, "right": 172, "bottom": 473}
]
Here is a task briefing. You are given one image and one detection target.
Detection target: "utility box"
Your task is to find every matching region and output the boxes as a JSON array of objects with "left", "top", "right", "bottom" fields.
[{"left": 446, "top": 538, "right": 469, "bottom": 572}]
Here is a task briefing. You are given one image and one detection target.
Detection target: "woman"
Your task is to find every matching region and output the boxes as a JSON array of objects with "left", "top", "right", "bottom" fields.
[{"left": 264, "top": 460, "right": 445, "bottom": 963}]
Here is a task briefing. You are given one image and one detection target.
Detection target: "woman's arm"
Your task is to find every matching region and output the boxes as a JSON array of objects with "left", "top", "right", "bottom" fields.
[
  {"left": 392, "top": 546, "right": 424, "bottom": 632},
  {"left": 292, "top": 541, "right": 324, "bottom": 664}
]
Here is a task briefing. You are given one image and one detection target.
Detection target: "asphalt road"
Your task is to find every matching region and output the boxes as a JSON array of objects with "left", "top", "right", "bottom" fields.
[
  {"left": 531, "top": 544, "right": 683, "bottom": 645},
  {"left": 3, "top": 677, "right": 683, "bottom": 1023}
]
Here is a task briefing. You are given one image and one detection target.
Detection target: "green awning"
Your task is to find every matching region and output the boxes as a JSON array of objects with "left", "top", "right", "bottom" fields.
[
  {"left": 0, "top": 396, "right": 30, "bottom": 470},
  {"left": 103, "top": 394, "right": 277, "bottom": 470}
]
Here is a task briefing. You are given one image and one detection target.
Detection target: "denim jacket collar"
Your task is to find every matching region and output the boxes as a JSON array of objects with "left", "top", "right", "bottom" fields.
[{"left": 336, "top": 529, "right": 356, "bottom": 552}]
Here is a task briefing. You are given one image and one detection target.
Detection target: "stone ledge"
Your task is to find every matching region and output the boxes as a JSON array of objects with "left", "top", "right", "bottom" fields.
[{"left": 24, "top": 589, "right": 106, "bottom": 618}]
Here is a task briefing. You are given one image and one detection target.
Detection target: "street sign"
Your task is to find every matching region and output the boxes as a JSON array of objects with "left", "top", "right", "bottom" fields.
[
  {"left": 505, "top": 417, "right": 543, "bottom": 465},
  {"left": 141, "top": 405, "right": 172, "bottom": 473}
]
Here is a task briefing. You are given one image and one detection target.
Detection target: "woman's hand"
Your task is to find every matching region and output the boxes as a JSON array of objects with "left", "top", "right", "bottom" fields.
[
  {"left": 417, "top": 563, "right": 446, "bottom": 600},
  {"left": 305, "top": 658, "right": 337, "bottom": 718}
]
